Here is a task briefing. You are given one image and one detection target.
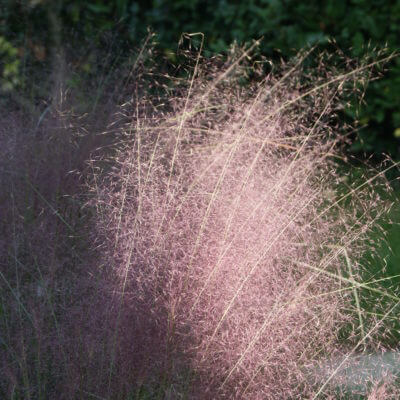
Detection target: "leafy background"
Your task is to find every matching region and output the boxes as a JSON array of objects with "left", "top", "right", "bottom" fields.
[{"left": 1, "top": 0, "right": 399, "bottom": 158}]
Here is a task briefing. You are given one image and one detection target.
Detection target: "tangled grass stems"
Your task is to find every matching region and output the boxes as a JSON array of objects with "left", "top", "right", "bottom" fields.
[
  {"left": 312, "top": 298, "right": 400, "bottom": 399},
  {"left": 1, "top": 36, "right": 399, "bottom": 399},
  {"left": 220, "top": 219, "right": 383, "bottom": 394},
  {"left": 88, "top": 41, "right": 399, "bottom": 398}
]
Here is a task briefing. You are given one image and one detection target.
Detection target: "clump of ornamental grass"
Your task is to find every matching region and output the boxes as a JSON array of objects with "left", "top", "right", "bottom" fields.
[
  {"left": 0, "top": 38, "right": 153, "bottom": 399},
  {"left": 2, "top": 36, "right": 398, "bottom": 399},
  {"left": 89, "top": 39, "right": 399, "bottom": 399},
  {"left": 0, "top": 97, "right": 115, "bottom": 399}
]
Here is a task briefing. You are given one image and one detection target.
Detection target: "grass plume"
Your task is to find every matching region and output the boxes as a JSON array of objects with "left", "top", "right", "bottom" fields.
[
  {"left": 89, "top": 42, "right": 399, "bottom": 398},
  {"left": 1, "top": 38, "right": 399, "bottom": 399}
]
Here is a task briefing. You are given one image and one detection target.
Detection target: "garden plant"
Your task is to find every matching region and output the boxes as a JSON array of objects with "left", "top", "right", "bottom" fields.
[{"left": 1, "top": 35, "right": 400, "bottom": 399}]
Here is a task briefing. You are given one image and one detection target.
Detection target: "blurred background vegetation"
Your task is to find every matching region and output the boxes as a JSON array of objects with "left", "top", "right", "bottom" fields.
[{"left": 1, "top": 0, "right": 399, "bottom": 160}]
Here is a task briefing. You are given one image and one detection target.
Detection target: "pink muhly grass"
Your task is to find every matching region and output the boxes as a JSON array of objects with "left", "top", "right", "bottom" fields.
[
  {"left": 88, "top": 43, "right": 399, "bottom": 399},
  {"left": 0, "top": 71, "right": 132, "bottom": 398}
]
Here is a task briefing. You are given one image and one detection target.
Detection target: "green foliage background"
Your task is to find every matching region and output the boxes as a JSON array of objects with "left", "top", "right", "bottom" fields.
[{"left": 1, "top": 0, "right": 399, "bottom": 157}]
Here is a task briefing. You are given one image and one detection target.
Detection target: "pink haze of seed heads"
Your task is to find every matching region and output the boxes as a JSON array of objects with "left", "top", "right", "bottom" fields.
[
  {"left": 1, "top": 40, "right": 398, "bottom": 399},
  {"left": 89, "top": 46, "right": 397, "bottom": 399}
]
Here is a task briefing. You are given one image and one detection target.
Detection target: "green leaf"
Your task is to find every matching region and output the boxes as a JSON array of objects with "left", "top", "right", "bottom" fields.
[
  {"left": 352, "top": 31, "right": 364, "bottom": 56},
  {"left": 87, "top": 3, "right": 112, "bottom": 14}
]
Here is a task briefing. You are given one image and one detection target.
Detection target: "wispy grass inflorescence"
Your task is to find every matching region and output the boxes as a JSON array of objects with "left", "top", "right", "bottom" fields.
[
  {"left": 90, "top": 41, "right": 399, "bottom": 398},
  {"left": 1, "top": 36, "right": 399, "bottom": 399}
]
